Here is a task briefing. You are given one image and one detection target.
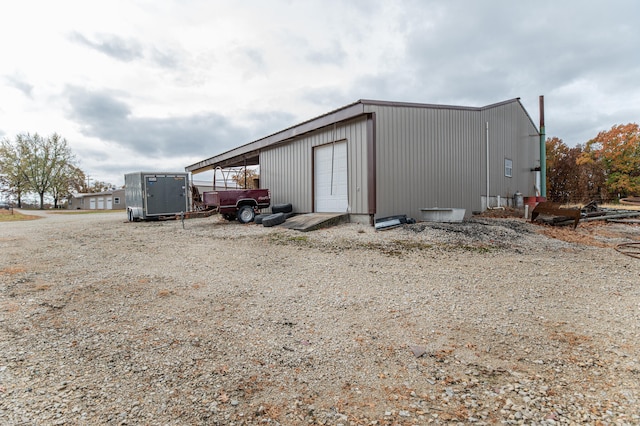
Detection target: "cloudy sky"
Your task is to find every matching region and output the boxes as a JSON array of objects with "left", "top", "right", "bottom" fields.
[{"left": 1, "top": 0, "right": 639, "bottom": 187}]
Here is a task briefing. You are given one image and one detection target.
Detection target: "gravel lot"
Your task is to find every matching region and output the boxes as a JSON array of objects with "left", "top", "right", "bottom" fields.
[{"left": 1, "top": 210, "right": 640, "bottom": 425}]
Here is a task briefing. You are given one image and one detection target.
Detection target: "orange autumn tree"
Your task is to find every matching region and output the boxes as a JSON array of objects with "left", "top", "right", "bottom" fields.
[
  {"left": 579, "top": 123, "right": 640, "bottom": 199},
  {"left": 546, "top": 137, "right": 573, "bottom": 202},
  {"left": 546, "top": 137, "right": 607, "bottom": 203}
]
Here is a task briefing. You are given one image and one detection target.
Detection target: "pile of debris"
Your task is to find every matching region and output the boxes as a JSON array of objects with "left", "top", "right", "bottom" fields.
[{"left": 532, "top": 200, "right": 640, "bottom": 228}]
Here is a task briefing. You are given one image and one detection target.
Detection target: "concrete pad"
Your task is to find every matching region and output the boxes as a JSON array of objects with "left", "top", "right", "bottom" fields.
[
  {"left": 420, "top": 208, "right": 466, "bottom": 223},
  {"left": 280, "top": 213, "right": 349, "bottom": 232}
]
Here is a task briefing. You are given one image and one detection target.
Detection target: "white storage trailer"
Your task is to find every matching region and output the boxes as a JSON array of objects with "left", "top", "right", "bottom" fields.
[{"left": 125, "top": 172, "right": 190, "bottom": 221}]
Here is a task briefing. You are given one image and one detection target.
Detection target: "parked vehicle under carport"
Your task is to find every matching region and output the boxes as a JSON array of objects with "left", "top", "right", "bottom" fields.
[{"left": 202, "top": 189, "right": 271, "bottom": 223}]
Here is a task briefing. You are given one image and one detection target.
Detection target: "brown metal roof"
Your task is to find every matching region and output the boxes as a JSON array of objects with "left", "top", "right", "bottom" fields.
[{"left": 185, "top": 98, "right": 530, "bottom": 174}]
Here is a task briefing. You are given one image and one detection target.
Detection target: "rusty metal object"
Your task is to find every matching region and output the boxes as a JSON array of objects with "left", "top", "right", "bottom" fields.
[
  {"left": 191, "top": 185, "right": 207, "bottom": 212},
  {"left": 615, "top": 242, "right": 640, "bottom": 259},
  {"left": 531, "top": 202, "right": 581, "bottom": 229}
]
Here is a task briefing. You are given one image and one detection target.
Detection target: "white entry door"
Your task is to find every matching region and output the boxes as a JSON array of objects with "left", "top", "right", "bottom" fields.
[
  {"left": 106, "top": 198, "right": 113, "bottom": 209},
  {"left": 89, "top": 198, "right": 96, "bottom": 210},
  {"left": 314, "top": 141, "right": 348, "bottom": 212}
]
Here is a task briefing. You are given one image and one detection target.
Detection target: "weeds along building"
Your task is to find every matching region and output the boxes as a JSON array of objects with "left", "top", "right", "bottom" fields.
[{"left": 186, "top": 99, "right": 541, "bottom": 225}]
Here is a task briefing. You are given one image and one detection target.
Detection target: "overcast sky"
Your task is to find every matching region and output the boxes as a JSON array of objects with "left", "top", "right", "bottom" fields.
[{"left": 1, "top": 0, "right": 639, "bottom": 187}]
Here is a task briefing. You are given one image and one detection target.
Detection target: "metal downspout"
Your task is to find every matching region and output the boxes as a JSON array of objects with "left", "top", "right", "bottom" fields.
[{"left": 486, "top": 121, "right": 489, "bottom": 210}]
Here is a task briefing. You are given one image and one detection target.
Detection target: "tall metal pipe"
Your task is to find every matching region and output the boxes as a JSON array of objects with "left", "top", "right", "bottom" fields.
[
  {"left": 539, "top": 96, "right": 546, "bottom": 198},
  {"left": 486, "top": 121, "right": 489, "bottom": 209}
]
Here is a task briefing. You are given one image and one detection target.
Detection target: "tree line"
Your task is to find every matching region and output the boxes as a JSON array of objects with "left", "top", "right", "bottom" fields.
[
  {"left": 546, "top": 123, "right": 640, "bottom": 204},
  {"left": 2, "top": 124, "right": 638, "bottom": 209},
  {"left": 0, "top": 133, "right": 113, "bottom": 209}
]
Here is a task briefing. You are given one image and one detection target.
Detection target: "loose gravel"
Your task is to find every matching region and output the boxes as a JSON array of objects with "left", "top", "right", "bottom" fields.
[{"left": 1, "top": 211, "right": 640, "bottom": 425}]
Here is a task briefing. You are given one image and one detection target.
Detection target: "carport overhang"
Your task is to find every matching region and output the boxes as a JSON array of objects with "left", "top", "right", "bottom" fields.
[{"left": 185, "top": 101, "right": 367, "bottom": 174}]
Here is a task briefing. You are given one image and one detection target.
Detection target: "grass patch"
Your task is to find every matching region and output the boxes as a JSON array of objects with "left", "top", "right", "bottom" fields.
[
  {"left": 600, "top": 203, "right": 640, "bottom": 211},
  {"left": 565, "top": 202, "right": 640, "bottom": 211},
  {"left": 0, "top": 209, "right": 41, "bottom": 222},
  {"left": 268, "top": 233, "right": 310, "bottom": 245}
]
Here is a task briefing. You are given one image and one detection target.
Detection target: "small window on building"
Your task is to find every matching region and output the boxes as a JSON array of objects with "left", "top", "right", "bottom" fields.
[
  {"left": 114, "top": 197, "right": 120, "bottom": 204},
  {"left": 505, "top": 158, "right": 513, "bottom": 178}
]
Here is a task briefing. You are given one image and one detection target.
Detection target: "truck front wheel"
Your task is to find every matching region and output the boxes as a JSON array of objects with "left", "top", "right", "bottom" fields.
[{"left": 236, "top": 205, "right": 255, "bottom": 223}]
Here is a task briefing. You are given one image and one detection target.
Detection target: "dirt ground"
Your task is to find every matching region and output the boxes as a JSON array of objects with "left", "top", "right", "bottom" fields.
[{"left": 1, "top": 209, "right": 639, "bottom": 425}]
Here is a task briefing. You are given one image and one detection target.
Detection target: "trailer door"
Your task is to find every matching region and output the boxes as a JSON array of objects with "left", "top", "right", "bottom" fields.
[{"left": 145, "top": 175, "right": 188, "bottom": 215}]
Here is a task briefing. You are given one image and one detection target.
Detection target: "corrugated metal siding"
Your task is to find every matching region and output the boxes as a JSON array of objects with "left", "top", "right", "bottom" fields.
[
  {"left": 260, "top": 99, "right": 538, "bottom": 220},
  {"left": 260, "top": 117, "right": 369, "bottom": 214},
  {"left": 368, "top": 101, "right": 538, "bottom": 218},
  {"left": 481, "top": 102, "right": 539, "bottom": 202},
  {"left": 369, "top": 104, "right": 482, "bottom": 218}
]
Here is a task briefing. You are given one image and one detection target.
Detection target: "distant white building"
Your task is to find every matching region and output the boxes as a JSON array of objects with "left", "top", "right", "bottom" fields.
[{"left": 67, "top": 189, "right": 126, "bottom": 210}]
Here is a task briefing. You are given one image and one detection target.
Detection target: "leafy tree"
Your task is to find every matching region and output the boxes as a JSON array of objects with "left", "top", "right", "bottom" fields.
[
  {"left": 580, "top": 123, "right": 640, "bottom": 199},
  {"left": 51, "top": 164, "right": 86, "bottom": 208},
  {"left": 86, "top": 180, "right": 115, "bottom": 193},
  {"left": 575, "top": 150, "right": 608, "bottom": 202},
  {"left": 546, "top": 137, "right": 576, "bottom": 203},
  {"left": 231, "top": 168, "right": 259, "bottom": 189},
  {"left": 546, "top": 137, "right": 607, "bottom": 203},
  {"left": 18, "top": 133, "right": 78, "bottom": 209},
  {"left": 0, "top": 137, "right": 30, "bottom": 207}
]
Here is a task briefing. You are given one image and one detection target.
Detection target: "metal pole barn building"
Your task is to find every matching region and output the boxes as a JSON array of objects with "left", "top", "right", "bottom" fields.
[{"left": 186, "top": 98, "right": 540, "bottom": 225}]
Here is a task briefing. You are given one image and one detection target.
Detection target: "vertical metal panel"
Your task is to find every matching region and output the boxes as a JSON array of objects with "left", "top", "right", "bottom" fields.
[
  {"left": 260, "top": 117, "right": 369, "bottom": 214},
  {"left": 481, "top": 102, "right": 539, "bottom": 204},
  {"left": 370, "top": 101, "right": 538, "bottom": 218},
  {"left": 371, "top": 104, "right": 479, "bottom": 218}
]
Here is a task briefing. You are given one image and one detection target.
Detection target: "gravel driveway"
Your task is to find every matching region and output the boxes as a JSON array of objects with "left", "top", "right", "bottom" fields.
[{"left": 1, "top": 211, "right": 639, "bottom": 425}]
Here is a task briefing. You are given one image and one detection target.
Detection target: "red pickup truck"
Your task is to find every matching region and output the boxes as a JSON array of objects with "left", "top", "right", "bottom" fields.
[{"left": 202, "top": 189, "right": 270, "bottom": 223}]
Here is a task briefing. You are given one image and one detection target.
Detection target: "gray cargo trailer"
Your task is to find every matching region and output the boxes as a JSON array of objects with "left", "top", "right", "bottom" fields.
[{"left": 125, "top": 172, "right": 189, "bottom": 221}]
